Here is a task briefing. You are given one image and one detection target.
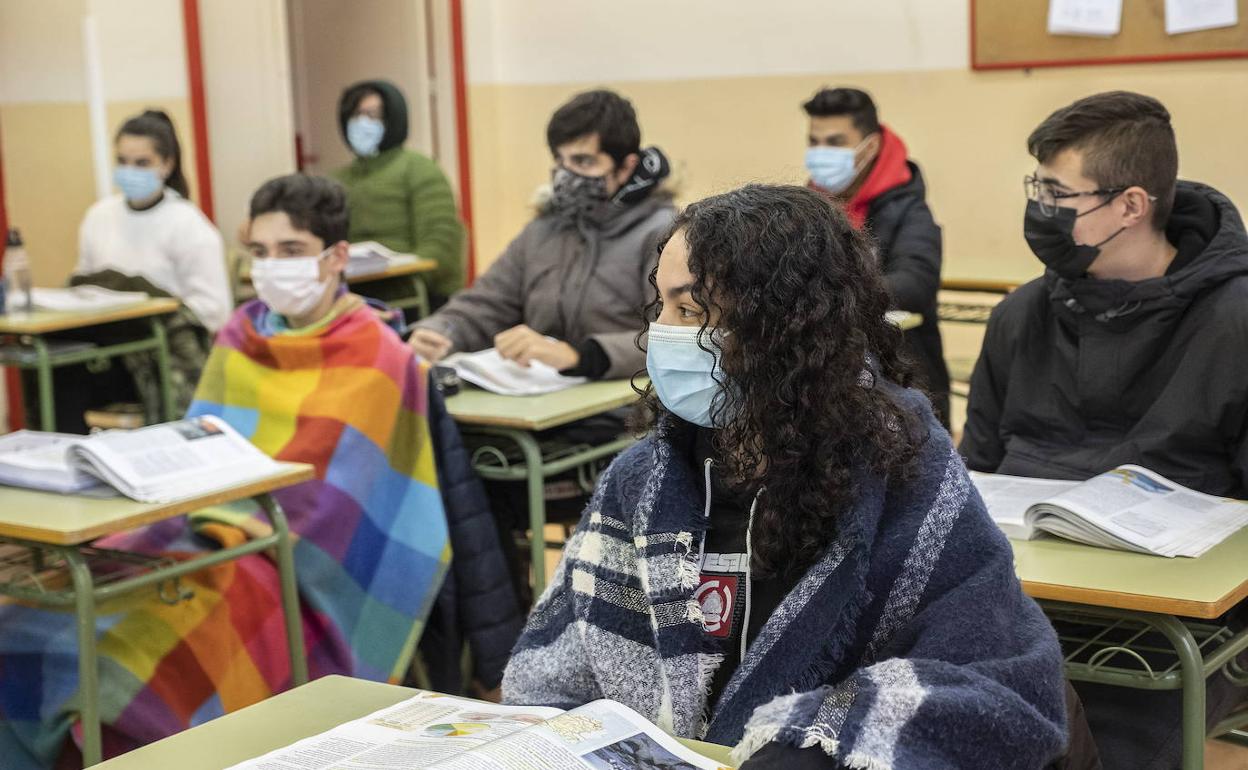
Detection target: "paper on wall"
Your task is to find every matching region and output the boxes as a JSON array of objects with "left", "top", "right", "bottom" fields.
[
  {"left": 1165, "top": 0, "right": 1238, "bottom": 35},
  {"left": 1047, "top": 0, "right": 1123, "bottom": 37}
]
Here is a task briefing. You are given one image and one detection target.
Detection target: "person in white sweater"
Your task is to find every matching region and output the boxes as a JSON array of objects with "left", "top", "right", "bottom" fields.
[{"left": 76, "top": 109, "right": 230, "bottom": 332}]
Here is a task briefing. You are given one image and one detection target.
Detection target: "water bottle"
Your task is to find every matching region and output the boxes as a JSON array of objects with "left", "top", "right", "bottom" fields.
[{"left": 4, "top": 228, "right": 32, "bottom": 312}]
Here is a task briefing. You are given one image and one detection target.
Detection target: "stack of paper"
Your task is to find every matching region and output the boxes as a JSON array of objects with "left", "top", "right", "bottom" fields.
[
  {"left": 444, "top": 349, "right": 587, "bottom": 396},
  {"left": 0, "top": 431, "right": 104, "bottom": 494},
  {"left": 28, "top": 286, "right": 149, "bottom": 312},
  {"left": 346, "top": 241, "right": 418, "bottom": 278}
]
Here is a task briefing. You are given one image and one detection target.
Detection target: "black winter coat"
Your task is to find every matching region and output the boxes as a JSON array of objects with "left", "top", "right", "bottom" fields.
[
  {"left": 419, "top": 385, "right": 524, "bottom": 691},
  {"left": 960, "top": 181, "right": 1248, "bottom": 497},
  {"left": 866, "top": 162, "right": 950, "bottom": 425}
]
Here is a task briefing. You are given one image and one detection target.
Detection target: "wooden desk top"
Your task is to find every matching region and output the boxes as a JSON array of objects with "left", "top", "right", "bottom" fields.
[
  {"left": 0, "top": 297, "right": 181, "bottom": 335},
  {"left": 0, "top": 462, "right": 315, "bottom": 545},
  {"left": 94, "top": 676, "right": 735, "bottom": 769},
  {"left": 345, "top": 255, "right": 438, "bottom": 283},
  {"left": 445, "top": 379, "right": 643, "bottom": 432},
  {"left": 1012, "top": 526, "right": 1248, "bottom": 619}
]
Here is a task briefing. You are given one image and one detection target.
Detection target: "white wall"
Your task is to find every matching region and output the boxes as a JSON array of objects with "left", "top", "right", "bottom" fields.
[
  {"left": 199, "top": 0, "right": 297, "bottom": 245},
  {"left": 464, "top": 0, "right": 968, "bottom": 84}
]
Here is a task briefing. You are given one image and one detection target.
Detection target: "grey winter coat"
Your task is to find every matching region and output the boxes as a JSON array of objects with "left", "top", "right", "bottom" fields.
[{"left": 417, "top": 196, "right": 676, "bottom": 379}]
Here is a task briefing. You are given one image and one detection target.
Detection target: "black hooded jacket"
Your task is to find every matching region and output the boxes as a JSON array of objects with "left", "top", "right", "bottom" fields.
[
  {"left": 866, "top": 163, "right": 951, "bottom": 425},
  {"left": 960, "top": 181, "right": 1248, "bottom": 497},
  {"left": 338, "top": 79, "right": 409, "bottom": 152}
]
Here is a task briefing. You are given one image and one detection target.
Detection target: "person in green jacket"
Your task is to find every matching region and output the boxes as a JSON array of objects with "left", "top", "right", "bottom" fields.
[{"left": 332, "top": 78, "right": 466, "bottom": 308}]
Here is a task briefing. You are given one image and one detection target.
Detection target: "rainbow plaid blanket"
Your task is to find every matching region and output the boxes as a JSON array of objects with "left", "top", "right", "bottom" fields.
[{"left": 0, "top": 296, "right": 450, "bottom": 767}]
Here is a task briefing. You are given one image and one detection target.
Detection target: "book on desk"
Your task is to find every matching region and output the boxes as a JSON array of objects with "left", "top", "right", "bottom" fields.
[
  {"left": 972, "top": 465, "right": 1248, "bottom": 558},
  {"left": 0, "top": 416, "right": 281, "bottom": 503}
]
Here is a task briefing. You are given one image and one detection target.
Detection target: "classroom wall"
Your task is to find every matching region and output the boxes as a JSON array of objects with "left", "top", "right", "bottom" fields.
[
  {"left": 288, "top": 0, "right": 435, "bottom": 176},
  {"left": 0, "top": 0, "right": 199, "bottom": 286},
  {"left": 463, "top": 0, "right": 1248, "bottom": 282}
]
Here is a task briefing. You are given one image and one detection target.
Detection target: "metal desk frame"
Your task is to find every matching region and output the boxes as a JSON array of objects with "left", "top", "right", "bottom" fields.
[
  {"left": 1, "top": 312, "right": 176, "bottom": 431},
  {"left": 0, "top": 494, "right": 308, "bottom": 767}
]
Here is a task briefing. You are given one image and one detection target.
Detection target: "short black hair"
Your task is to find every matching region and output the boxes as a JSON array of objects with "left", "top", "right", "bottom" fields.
[
  {"left": 802, "top": 87, "right": 881, "bottom": 136},
  {"left": 546, "top": 89, "right": 641, "bottom": 166},
  {"left": 1027, "top": 91, "right": 1177, "bottom": 229},
  {"left": 249, "top": 174, "right": 349, "bottom": 246}
]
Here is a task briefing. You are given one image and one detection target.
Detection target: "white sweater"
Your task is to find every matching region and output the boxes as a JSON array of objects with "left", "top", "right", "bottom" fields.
[{"left": 76, "top": 191, "right": 230, "bottom": 332}]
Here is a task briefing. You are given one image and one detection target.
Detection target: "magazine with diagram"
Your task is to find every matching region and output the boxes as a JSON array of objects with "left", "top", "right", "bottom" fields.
[
  {"left": 971, "top": 464, "right": 1248, "bottom": 557},
  {"left": 226, "top": 690, "right": 731, "bottom": 770}
]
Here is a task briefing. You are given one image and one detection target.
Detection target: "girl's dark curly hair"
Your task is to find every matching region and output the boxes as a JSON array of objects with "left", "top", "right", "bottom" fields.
[{"left": 639, "top": 184, "right": 923, "bottom": 577}]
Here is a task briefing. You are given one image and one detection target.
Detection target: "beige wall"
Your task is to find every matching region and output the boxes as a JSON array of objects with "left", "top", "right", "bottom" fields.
[
  {"left": 288, "top": 0, "right": 434, "bottom": 176},
  {"left": 463, "top": 1, "right": 1248, "bottom": 283},
  {"left": 0, "top": 0, "right": 199, "bottom": 285}
]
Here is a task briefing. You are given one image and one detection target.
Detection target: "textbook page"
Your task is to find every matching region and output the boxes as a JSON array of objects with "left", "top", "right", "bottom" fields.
[
  {"left": 445, "top": 349, "right": 587, "bottom": 396},
  {"left": 68, "top": 415, "right": 279, "bottom": 503},
  {"left": 969, "top": 472, "right": 1079, "bottom": 539},
  {"left": 227, "top": 691, "right": 728, "bottom": 770},
  {"left": 1028, "top": 465, "right": 1248, "bottom": 557}
]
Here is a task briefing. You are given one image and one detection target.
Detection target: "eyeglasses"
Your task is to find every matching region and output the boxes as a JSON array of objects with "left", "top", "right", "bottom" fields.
[{"left": 1024, "top": 174, "right": 1126, "bottom": 218}]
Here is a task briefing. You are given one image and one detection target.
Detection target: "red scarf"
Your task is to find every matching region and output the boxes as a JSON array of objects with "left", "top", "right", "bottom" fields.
[{"left": 810, "top": 124, "right": 912, "bottom": 229}]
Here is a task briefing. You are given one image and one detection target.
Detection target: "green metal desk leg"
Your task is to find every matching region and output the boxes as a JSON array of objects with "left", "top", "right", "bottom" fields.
[
  {"left": 1148, "top": 614, "right": 1207, "bottom": 770},
  {"left": 62, "top": 547, "right": 102, "bottom": 766},
  {"left": 410, "top": 275, "right": 431, "bottom": 319},
  {"left": 32, "top": 336, "right": 56, "bottom": 431},
  {"left": 257, "top": 494, "right": 309, "bottom": 686},
  {"left": 150, "top": 316, "right": 176, "bottom": 422},
  {"left": 494, "top": 430, "right": 550, "bottom": 599}
]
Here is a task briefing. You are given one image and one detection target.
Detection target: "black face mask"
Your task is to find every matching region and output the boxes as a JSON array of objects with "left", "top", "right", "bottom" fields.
[
  {"left": 550, "top": 167, "right": 610, "bottom": 218},
  {"left": 1023, "top": 196, "right": 1126, "bottom": 280}
]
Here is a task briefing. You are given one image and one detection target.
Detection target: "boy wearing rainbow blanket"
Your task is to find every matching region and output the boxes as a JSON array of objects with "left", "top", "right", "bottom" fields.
[{"left": 0, "top": 175, "right": 511, "bottom": 767}]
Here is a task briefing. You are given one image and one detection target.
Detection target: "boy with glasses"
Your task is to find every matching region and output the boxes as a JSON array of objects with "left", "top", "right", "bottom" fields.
[{"left": 961, "top": 90, "right": 1248, "bottom": 768}]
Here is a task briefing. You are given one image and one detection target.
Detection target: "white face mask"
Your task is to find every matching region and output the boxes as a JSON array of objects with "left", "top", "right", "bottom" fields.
[{"left": 251, "top": 249, "right": 333, "bottom": 320}]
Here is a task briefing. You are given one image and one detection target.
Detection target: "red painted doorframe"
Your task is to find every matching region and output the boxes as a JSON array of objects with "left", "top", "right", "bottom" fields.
[
  {"left": 449, "top": 0, "right": 476, "bottom": 284},
  {"left": 0, "top": 118, "right": 23, "bottom": 429},
  {"left": 182, "top": 0, "right": 215, "bottom": 221}
]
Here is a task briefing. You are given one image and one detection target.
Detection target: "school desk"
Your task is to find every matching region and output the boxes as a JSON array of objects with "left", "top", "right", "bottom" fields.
[
  {"left": 0, "top": 462, "right": 315, "bottom": 767},
  {"left": 0, "top": 298, "right": 181, "bottom": 430},
  {"left": 444, "top": 379, "right": 643, "bottom": 597},
  {"left": 1013, "top": 529, "right": 1248, "bottom": 770},
  {"left": 93, "top": 675, "right": 735, "bottom": 769}
]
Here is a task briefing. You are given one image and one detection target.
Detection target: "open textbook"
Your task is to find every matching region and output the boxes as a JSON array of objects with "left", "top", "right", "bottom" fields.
[
  {"left": 227, "top": 691, "right": 731, "bottom": 770},
  {"left": 444, "top": 348, "right": 587, "bottom": 396},
  {"left": 971, "top": 465, "right": 1248, "bottom": 557},
  {"left": 0, "top": 416, "right": 279, "bottom": 503}
]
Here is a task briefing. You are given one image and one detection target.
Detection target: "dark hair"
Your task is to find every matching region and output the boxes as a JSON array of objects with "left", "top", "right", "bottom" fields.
[
  {"left": 802, "top": 87, "right": 881, "bottom": 137},
  {"left": 116, "top": 109, "right": 190, "bottom": 198},
  {"left": 546, "top": 89, "right": 640, "bottom": 166},
  {"left": 641, "top": 184, "right": 920, "bottom": 577},
  {"left": 249, "top": 174, "right": 349, "bottom": 246},
  {"left": 1027, "top": 91, "right": 1177, "bottom": 229}
]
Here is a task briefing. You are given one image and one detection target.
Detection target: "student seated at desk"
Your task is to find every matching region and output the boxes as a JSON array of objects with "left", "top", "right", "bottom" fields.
[
  {"left": 409, "top": 89, "right": 675, "bottom": 590},
  {"left": 332, "top": 79, "right": 466, "bottom": 309},
  {"left": 960, "top": 91, "right": 1248, "bottom": 769},
  {"left": 502, "top": 185, "right": 1073, "bottom": 769},
  {"left": 0, "top": 174, "right": 520, "bottom": 768},
  {"left": 28, "top": 110, "right": 229, "bottom": 432},
  {"left": 803, "top": 88, "right": 950, "bottom": 426}
]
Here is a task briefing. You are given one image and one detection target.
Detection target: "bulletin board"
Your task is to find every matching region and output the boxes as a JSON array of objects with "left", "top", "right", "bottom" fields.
[{"left": 971, "top": 0, "right": 1248, "bottom": 70}]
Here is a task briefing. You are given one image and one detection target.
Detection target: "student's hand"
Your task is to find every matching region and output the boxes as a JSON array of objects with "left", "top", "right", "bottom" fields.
[
  {"left": 409, "top": 328, "right": 453, "bottom": 362},
  {"left": 495, "top": 325, "right": 579, "bottom": 370}
]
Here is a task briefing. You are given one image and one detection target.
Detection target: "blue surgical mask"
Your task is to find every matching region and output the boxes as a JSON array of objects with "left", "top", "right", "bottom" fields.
[
  {"left": 347, "top": 116, "right": 385, "bottom": 157},
  {"left": 805, "top": 144, "right": 862, "bottom": 194},
  {"left": 113, "top": 166, "right": 164, "bottom": 202},
  {"left": 646, "top": 322, "right": 729, "bottom": 428}
]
